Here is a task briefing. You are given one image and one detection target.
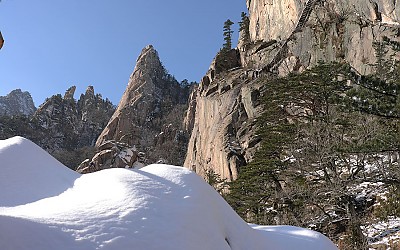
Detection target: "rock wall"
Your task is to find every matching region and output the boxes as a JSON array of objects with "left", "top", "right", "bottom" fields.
[
  {"left": 247, "top": 0, "right": 302, "bottom": 42},
  {"left": 184, "top": 68, "right": 263, "bottom": 181},
  {"left": 246, "top": 0, "right": 400, "bottom": 42},
  {"left": 243, "top": 0, "right": 400, "bottom": 75}
]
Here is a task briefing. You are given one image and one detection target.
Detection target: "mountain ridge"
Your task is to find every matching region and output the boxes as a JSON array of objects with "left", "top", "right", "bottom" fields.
[{"left": 0, "top": 86, "right": 115, "bottom": 169}]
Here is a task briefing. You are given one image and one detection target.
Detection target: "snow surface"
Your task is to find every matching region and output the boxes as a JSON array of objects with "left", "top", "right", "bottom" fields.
[
  {"left": 0, "top": 136, "right": 80, "bottom": 206},
  {"left": 0, "top": 136, "right": 338, "bottom": 250},
  {"left": 364, "top": 217, "right": 400, "bottom": 248}
]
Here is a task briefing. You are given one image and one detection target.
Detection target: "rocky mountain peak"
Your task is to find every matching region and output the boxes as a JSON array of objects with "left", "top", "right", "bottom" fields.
[
  {"left": 137, "top": 44, "right": 160, "bottom": 66},
  {"left": 130, "top": 45, "right": 166, "bottom": 88},
  {"left": 130, "top": 44, "right": 164, "bottom": 80},
  {"left": 0, "top": 89, "right": 36, "bottom": 116},
  {"left": 94, "top": 45, "right": 192, "bottom": 167},
  {"left": 78, "top": 86, "right": 97, "bottom": 109},
  {"left": 64, "top": 86, "right": 76, "bottom": 100},
  {"left": 84, "top": 86, "right": 95, "bottom": 98}
]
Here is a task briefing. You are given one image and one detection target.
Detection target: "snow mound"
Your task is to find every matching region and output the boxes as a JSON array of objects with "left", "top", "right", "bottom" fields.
[
  {"left": 0, "top": 137, "right": 338, "bottom": 250},
  {"left": 0, "top": 136, "right": 79, "bottom": 206}
]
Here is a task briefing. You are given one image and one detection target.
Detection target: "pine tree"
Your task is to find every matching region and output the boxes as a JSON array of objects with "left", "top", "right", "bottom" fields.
[
  {"left": 346, "top": 39, "right": 400, "bottom": 119},
  {"left": 226, "top": 62, "right": 375, "bottom": 248},
  {"left": 223, "top": 19, "right": 234, "bottom": 51}
]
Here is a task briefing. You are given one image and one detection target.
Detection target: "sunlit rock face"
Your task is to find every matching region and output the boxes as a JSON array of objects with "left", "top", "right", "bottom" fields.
[
  {"left": 96, "top": 45, "right": 192, "bottom": 166},
  {"left": 184, "top": 73, "right": 263, "bottom": 181},
  {"left": 246, "top": 0, "right": 400, "bottom": 42},
  {"left": 243, "top": 0, "right": 400, "bottom": 75},
  {"left": 247, "top": 0, "right": 301, "bottom": 42}
]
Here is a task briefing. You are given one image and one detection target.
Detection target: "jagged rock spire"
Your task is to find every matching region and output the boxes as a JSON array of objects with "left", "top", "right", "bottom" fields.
[
  {"left": 95, "top": 45, "right": 191, "bottom": 166},
  {"left": 85, "top": 86, "right": 95, "bottom": 98},
  {"left": 132, "top": 45, "right": 163, "bottom": 76},
  {"left": 64, "top": 86, "right": 76, "bottom": 100},
  {"left": 95, "top": 45, "right": 168, "bottom": 147}
]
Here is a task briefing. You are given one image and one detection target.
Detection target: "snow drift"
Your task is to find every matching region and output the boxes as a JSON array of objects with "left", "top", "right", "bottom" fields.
[
  {"left": 0, "top": 136, "right": 79, "bottom": 206},
  {"left": 0, "top": 137, "right": 338, "bottom": 249}
]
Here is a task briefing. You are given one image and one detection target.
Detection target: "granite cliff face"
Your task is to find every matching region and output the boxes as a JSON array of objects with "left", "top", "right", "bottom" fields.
[
  {"left": 95, "top": 45, "right": 192, "bottom": 166},
  {"left": 243, "top": 0, "right": 400, "bottom": 75},
  {"left": 184, "top": 63, "right": 263, "bottom": 181},
  {"left": 0, "top": 89, "right": 36, "bottom": 116},
  {"left": 247, "top": 0, "right": 400, "bottom": 43},
  {"left": 183, "top": 29, "right": 266, "bottom": 181},
  {"left": 184, "top": 0, "right": 400, "bottom": 181}
]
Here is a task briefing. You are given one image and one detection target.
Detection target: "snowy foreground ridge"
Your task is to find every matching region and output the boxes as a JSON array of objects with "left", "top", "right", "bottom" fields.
[{"left": 0, "top": 137, "right": 337, "bottom": 250}]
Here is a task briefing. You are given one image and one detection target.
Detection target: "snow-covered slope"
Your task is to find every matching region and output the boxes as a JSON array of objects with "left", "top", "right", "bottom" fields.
[
  {"left": 0, "top": 137, "right": 338, "bottom": 250},
  {"left": 0, "top": 136, "right": 79, "bottom": 206}
]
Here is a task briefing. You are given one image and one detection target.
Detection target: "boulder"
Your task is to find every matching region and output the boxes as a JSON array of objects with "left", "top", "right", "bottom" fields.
[{"left": 77, "top": 140, "right": 145, "bottom": 174}]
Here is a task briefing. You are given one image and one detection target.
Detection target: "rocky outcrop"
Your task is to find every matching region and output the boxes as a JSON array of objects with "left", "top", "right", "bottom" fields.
[
  {"left": 0, "top": 89, "right": 36, "bottom": 116},
  {"left": 63, "top": 86, "right": 76, "bottom": 100},
  {"left": 95, "top": 45, "right": 192, "bottom": 166},
  {"left": 34, "top": 89, "right": 78, "bottom": 150},
  {"left": 76, "top": 140, "right": 145, "bottom": 173}
]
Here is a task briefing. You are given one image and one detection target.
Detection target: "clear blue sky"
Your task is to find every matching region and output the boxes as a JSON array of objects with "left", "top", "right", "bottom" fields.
[{"left": 0, "top": 0, "right": 247, "bottom": 106}]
